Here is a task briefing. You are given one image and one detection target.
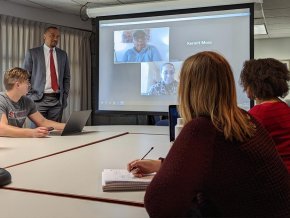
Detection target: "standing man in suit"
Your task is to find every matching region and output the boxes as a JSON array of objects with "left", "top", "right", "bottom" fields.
[{"left": 23, "top": 26, "right": 70, "bottom": 122}]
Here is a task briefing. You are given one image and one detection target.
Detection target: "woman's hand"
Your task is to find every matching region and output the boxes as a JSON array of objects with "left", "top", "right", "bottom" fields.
[{"left": 127, "top": 159, "right": 162, "bottom": 177}]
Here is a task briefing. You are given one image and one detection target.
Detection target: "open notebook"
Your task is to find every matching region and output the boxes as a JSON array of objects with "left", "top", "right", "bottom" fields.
[{"left": 102, "top": 169, "right": 154, "bottom": 192}]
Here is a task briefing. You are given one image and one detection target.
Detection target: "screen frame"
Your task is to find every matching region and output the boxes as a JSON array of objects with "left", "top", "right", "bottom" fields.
[{"left": 91, "top": 3, "right": 255, "bottom": 118}]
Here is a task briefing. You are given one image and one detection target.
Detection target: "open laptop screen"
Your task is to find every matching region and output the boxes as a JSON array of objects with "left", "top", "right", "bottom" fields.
[
  {"left": 61, "top": 110, "right": 91, "bottom": 136},
  {"left": 169, "top": 105, "right": 180, "bottom": 141},
  {"left": 50, "top": 110, "right": 92, "bottom": 136}
]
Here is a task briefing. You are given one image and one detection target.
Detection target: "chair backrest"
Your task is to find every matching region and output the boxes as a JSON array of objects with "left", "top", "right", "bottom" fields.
[{"left": 155, "top": 119, "right": 169, "bottom": 126}]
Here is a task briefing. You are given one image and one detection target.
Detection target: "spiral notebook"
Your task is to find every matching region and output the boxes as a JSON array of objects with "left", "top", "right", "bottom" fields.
[{"left": 102, "top": 169, "right": 154, "bottom": 192}]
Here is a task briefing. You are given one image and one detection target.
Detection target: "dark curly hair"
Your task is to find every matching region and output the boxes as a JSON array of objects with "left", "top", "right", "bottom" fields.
[{"left": 240, "top": 58, "right": 290, "bottom": 99}]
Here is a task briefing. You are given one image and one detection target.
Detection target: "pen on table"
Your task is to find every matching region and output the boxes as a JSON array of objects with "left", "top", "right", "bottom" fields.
[{"left": 130, "top": 147, "right": 154, "bottom": 172}]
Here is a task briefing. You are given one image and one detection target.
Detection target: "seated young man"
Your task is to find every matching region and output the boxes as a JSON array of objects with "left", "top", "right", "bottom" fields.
[{"left": 0, "top": 67, "right": 65, "bottom": 137}]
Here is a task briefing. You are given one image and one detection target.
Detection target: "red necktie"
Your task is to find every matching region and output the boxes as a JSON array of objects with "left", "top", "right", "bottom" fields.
[{"left": 50, "top": 49, "right": 59, "bottom": 91}]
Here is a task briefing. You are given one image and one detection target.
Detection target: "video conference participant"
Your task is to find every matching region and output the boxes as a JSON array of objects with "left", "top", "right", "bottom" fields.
[
  {"left": 148, "top": 63, "right": 178, "bottom": 95},
  {"left": 0, "top": 67, "right": 64, "bottom": 138},
  {"left": 122, "top": 29, "right": 162, "bottom": 62},
  {"left": 240, "top": 58, "right": 290, "bottom": 173},
  {"left": 127, "top": 51, "right": 290, "bottom": 217}
]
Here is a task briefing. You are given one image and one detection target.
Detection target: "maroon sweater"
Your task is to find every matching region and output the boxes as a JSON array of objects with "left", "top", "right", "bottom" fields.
[
  {"left": 249, "top": 102, "right": 290, "bottom": 173},
  {"left": 145, "top": 116, "right": 290, "bottom": 217}
]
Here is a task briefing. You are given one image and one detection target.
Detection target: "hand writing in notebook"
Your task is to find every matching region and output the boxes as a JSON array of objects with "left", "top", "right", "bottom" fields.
[
  {"left": 129, "top": 147, "right": 154, "bottom": 172},
  {"left": 127, "top": 147, "right": 162, "bottom": 178}
]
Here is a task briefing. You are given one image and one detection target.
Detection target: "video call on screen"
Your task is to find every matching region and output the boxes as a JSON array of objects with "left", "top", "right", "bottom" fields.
[{"left": 97, "top": 7, "right": 251, "bottom": 113}]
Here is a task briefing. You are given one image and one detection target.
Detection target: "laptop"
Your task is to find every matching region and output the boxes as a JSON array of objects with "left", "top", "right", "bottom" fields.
[
  {"left": 50, "top": 110, "right": 92, "bottom": 136},
  {"left": 168, "top": 105, "right": 180, "bottom": 142}
]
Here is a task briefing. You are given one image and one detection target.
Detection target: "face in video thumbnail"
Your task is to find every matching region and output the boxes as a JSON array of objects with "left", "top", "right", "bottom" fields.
[
  {"left": 161, "top": 63, "right": 176, "bottom": 85},
  {"left": 141, "top": 62, "right": 181, "bottom": 96},
  {"left": 114, "top": 27, "right": 169, "bottom": 63}
]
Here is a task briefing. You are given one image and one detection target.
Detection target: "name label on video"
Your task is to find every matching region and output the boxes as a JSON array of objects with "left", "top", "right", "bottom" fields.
[{"left": 187, "top": 41, "right": 212, "bottom": 46}]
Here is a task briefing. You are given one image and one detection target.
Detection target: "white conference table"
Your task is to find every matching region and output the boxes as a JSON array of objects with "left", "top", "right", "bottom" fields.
[
  {"left": 0, "top": 189, "right": 148, "bottom": 218},
  {"left": 0, "top": 125, "right": 171, "bottom": 218},
  {"left": 0, "top": 130, "right": 127, "bottom": 168},
  {"left": 85, "top": 125, "right": 169, "bottom": 135},
  {"left": 4, "top": 133, "right": 171, "bottom": 205}
]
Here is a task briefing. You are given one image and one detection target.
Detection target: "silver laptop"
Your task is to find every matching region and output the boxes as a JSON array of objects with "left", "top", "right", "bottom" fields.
[{"left": 50, "top": 110, "right": 92, "bottom": 136}]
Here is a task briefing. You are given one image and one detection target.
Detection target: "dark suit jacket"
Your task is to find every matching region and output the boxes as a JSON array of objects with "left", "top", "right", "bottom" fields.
[{"left": 23, "top": 45, "right": 70, "bottom": 108}]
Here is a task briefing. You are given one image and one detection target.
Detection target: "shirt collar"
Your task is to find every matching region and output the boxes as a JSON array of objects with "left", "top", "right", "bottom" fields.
[{"left": 43, "top": 43, "right": 55, "bottom": 52}]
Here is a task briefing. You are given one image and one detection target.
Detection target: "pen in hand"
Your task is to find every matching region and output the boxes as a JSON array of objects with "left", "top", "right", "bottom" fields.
[{"left": 130, "top": 147, "right": 154, "bottom": 172}]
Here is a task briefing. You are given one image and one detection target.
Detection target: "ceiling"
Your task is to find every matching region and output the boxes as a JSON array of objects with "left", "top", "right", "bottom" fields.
[
  {"left": 3, "top": 0, "right": 290, "bottom": 39},
  {"left": 254, "top": 0, "right": 290, "bottom": 39}
]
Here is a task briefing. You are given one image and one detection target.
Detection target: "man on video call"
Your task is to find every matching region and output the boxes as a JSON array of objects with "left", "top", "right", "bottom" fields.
[
  {"left": 148, "top": 63, "right": 178, "bottom": 95},
  {"left": 122, "top": 29, "right": 162, "bottom": 62}
]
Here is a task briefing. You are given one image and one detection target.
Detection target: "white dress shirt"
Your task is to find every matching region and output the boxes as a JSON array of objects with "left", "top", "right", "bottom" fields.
[{"left": 43, "top": 44, "right": 59, "bottom": 93}]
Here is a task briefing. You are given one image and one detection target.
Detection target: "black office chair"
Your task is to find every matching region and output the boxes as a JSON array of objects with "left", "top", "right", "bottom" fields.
[
  {"left": 0, "top": 168, "right": 11, "bottom": 187},
  {"left": 155, "top": 119, "right": 169, "bottom": 126},
  {"left": 154, "top": 115, "right": 169, "bottom": 126}
]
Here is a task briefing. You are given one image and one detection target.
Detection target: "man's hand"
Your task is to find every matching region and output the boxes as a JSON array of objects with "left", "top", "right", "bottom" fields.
[{"left": 31, "top": 127, "right": 49, "bottom": 138}]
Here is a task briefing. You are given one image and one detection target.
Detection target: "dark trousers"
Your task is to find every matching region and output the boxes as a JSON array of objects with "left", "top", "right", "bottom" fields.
[
  {"left": 36, "top": 94, "right": 63, "bottom": 121},
  {"left": 31, "top": 94, "right": 63, "bottom": 128}
]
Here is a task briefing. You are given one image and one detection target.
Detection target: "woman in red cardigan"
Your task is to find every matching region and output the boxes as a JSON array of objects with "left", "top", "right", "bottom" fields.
[{"left": 240, "top": 58, "right": 290, "bottom": 173}]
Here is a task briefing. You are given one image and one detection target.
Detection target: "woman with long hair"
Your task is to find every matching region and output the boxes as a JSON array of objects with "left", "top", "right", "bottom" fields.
[{"left": 128, "top": 51, "right": 290, "bottom": 217}]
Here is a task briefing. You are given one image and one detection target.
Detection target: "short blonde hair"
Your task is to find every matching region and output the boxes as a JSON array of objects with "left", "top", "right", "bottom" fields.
[
  {"left": 4, "top": 67, "right": 30, "bottom": 91},
  {"left": 178, "top": 51, "right": 255, "bottom": 142}
]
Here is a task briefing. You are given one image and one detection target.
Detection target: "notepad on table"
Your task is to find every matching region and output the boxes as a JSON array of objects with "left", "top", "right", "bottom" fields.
[{"left": 102, "top": 169, "right": 154, "bottom": 192}]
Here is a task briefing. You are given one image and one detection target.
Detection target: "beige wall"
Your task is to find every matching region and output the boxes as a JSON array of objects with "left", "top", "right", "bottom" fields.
[{"left": 255, "top": 38, "right": 290, "bottom": 60}]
